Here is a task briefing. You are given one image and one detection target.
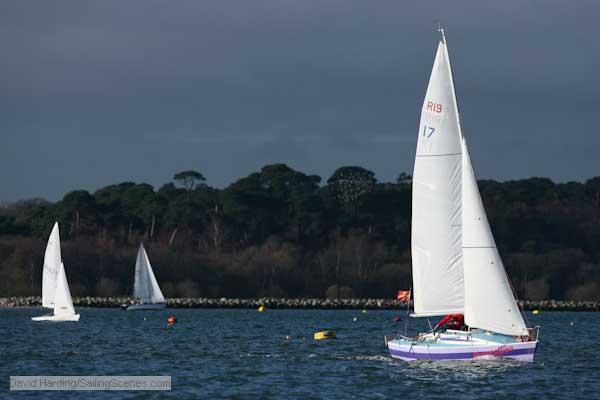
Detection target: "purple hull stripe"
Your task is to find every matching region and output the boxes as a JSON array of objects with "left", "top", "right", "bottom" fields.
[{"left": 389, "top": 346, "right": 536, "bottom": 360}]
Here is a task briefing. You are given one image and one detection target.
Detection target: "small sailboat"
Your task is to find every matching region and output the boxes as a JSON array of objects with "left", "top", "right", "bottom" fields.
[
  {"left": 32, "top": 222, "right": 80, "bottom": 322},
  {"left": 126, "top": 243, "right": 166, "bottom": 311},
  {"left": 385, "top": 29, "right": 539, "bottom": 361}
]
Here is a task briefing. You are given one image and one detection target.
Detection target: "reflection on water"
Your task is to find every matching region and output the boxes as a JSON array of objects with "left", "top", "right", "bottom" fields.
[{"left": 400, "top": 358, "right": 523, "bottom": 381}]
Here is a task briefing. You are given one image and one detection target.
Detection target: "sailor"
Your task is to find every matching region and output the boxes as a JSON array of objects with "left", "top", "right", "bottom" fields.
[{"left": 434, "top": 313, "right": 465, "bottom": 331}]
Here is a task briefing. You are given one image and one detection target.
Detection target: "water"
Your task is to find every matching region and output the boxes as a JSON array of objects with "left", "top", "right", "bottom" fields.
[{"left": 1, "top": 309, "right": 598, "bottom": 399}]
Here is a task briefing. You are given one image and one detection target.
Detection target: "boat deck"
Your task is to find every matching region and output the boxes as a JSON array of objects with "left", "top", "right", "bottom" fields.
[{"left": 388, "top": 329, "right": 520, "bottom": 348}]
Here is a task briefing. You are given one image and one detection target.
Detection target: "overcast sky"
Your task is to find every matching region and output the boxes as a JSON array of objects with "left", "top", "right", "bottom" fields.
[{"left": 1, "top": 1, "right": 598, "bottom": 201}]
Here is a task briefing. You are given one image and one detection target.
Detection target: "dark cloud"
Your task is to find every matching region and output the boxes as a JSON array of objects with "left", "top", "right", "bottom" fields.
[{"left": 1, "top": 0, "right": 598, "bottom": 201}]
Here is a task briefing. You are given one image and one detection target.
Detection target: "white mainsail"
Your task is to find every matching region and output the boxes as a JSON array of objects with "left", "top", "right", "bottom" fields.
[
  {"left": 42, "top": 222, "right": 61, "bottom": 308},
  {"left": 53, "top": 262, "right": 76, "bottom": 316},
  {"left": 411, "top": 37, "right": 464, "bottom": 316},
  {"left": 133, "top": 244, "right": 165, "bottom": 304},
  {"left": 461, "top": 137, "right": 528, "bottom": 336}
]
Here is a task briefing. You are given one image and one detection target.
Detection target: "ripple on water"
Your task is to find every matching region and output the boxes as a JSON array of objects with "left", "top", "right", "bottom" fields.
[{"left": 1, "top": 308, "right": 598, "bottom": 400}]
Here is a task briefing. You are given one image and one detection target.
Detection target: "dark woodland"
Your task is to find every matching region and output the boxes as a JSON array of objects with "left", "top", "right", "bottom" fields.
[{"left": 1, "top": 164, "right": 599, "bottom": 301}]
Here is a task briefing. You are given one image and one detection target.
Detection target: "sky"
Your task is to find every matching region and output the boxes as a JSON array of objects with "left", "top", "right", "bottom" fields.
[{"left": 1, "top": 1, "right": 598, "bottom": 202}]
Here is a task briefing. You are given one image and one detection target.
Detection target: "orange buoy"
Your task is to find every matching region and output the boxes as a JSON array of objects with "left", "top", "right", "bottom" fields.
[{"left": 167, "top": 315, "right": 177, "bottom": 326}]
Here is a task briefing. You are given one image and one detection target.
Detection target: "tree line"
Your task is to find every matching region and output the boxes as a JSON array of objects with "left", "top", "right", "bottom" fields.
[{"left": 0, "top": 164, "right": 599, "bottom": 301}]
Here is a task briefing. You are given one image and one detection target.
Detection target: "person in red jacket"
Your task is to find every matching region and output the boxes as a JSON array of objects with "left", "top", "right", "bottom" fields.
[{"left": 434, "top": 314, "right": 465, "bottom": 331}]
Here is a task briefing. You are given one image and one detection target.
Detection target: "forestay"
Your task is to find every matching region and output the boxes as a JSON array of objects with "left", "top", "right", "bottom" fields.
[
  {"left": 133, "top": 244, "right": 166, "bottom": 304},
  {"left": 411, "top": 39, "right": 464, "bottom": 316},
  {"left": 461, "top": 137, "right": 528, "bottom": 336},
  {"left": 42, "top": 222, "right": 61, "bottom": 309},
  {"left": 53, "top": 262, "right": 76, "bottom": 316}
]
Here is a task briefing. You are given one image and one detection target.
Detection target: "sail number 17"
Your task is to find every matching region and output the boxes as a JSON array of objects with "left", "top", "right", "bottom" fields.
[{"left": 422, "top": 125, "right": 436, "bottom": 138}]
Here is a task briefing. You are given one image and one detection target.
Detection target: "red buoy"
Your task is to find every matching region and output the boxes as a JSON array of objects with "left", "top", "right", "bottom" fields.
[
  {"left": 167, "top": 315, "right": 177, "bottom": 326},
  {"left": 393, "top": 316, "right": 402, "bottom": 322}
]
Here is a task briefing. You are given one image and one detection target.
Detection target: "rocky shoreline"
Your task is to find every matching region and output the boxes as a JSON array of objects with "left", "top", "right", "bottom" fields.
[{"left": 0, "top": 297, "right": 598, "bottom": 311}]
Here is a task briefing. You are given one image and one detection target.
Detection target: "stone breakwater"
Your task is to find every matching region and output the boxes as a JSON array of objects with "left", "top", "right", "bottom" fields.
[{"left": 0, "top": 297, "right": 598, "bottom": 311}]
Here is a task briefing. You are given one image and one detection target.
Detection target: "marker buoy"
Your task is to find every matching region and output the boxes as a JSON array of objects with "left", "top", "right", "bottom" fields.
[
  {"left": 285, "top": 335, "right": 292, "bottom": 340},
  {"left": 532, "top": 310, "right": 540, "bottom": 315},
  {"left": 361, "top": 309, "right": 367, "bottom": 314},
  {"left": 167, "top": 315, "right": 177, "bottom": 326},
  {"left": 393, "top": 316, "right": 402, "bottom": 322},
  {"left": 314, "top": 330, "right": 336, "bottom": 340},
  {"left": 353, "top": 317, "right": 358, "bottom": 322},
  {"left": 258, "top": 305, "right": 266, "bottom": 312}
]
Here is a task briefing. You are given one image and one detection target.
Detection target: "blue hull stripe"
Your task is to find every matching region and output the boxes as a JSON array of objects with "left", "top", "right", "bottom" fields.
[{"left": 389, "top": 346, "right": 536, "bottom": 360}]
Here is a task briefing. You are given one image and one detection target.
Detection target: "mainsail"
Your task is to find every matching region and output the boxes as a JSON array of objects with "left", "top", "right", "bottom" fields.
[
  {"left": 461, "top": 137, "right": 528, "bottom": 336},
  {"left": 133, "top": 244, "right": 165, "bottom": 304},
  {"left": 53, "top": 262, "right": 76, "bottom": 316},
  {"left": 411, "top": 37, "right": 464, "bottom": 316},
  {"left": 42, "top": 222, "right": 61, "bottom": 308}
]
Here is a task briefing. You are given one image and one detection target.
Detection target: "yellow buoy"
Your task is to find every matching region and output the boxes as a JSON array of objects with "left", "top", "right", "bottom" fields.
[
  {"left": 258, "top": 305, "right": 266, "bottom": 312},
  {"left": 532, "top": 310, "right": 540, "bottom": 315},
  {"left": 314, "top": 330, "right": 336, "bottom": 340}
]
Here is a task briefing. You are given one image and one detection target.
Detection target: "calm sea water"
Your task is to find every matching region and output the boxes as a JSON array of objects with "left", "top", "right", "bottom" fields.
[{"left": 1, "top": 308, "right": 598, "bottom": 399}]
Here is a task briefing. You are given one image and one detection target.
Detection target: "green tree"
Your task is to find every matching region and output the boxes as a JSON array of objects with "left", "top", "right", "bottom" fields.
[
  {"left": 327, "top": 166, "right": 376, "bottom": 205},
  {"left": 56, "top": 190, "right": 98, "bottom": 236},
  {"left": 173, "top": 170, "right": 206, "bottom": 191}
]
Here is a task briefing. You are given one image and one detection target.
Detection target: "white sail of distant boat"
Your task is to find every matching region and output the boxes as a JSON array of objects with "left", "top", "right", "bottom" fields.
[
  {"left": 33, "top": 223, "right": 80, "bottom": 322},
  {"left": 51, "top": 262, "right": 78, "bottom": 317},
  {"left": 126, "top": 243, "right": 166, "bottom": 311},
  {"left": 41, "top": 222, "right": 61, "bottom": 308},
  {"left": 386, "top": 29, "right": 538, "bottom": 361}
]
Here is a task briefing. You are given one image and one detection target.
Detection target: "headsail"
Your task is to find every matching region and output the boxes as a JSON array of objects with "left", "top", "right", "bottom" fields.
[
  {"left": 42, "top": 222, "right": 61, "bottom": 309},
  {"left": 53, "top": 262, "right": 76, "bottom": 316},
  {"left": 461, "top": 137, "right": 528, "bottom": 336},
  {"left": 411, "top": 37, "right": 464, "bottom": 316},
  {"left": 133, "top": 244, "right": 165, "bottom": 304}
]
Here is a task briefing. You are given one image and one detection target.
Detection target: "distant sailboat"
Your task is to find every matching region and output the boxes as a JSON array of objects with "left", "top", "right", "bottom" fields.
[
  {"left": 126, "top": 243, "right": 166, "bottom": 311},
  {"left": 32, "top": 222, "right": 80, "bottom": 322},
  {"left": 385, "top": 29, "right": 539, "bottom": 361}
]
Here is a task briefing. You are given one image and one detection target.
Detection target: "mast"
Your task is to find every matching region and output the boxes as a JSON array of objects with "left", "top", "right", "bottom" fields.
[
  {"left": 438, "top": 25, "right": 465, "bottom": 140},
  {"left": 438, "top": 24, "right": 447, "bottom": 46}
]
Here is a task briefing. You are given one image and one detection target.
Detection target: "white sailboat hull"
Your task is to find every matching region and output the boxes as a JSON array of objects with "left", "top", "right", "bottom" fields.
[
  {"left": 386, "top": 330, "right": 538, "bottom": 362},
  {"left": 32, "top": 313, "right": 80, "bottom": 322},
  {"left": 126, "top": 303, "right": 166, "bottom": 311}
]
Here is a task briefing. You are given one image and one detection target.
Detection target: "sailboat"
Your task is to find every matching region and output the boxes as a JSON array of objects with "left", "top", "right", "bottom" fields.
[
  {"left": 385, "top": 29, "right": 539, "bottom": 361},
  {"left": 126, "top": 243, "right": 166, "bottom": 311},
  {"left": 32, "top": 222, "right": 80, "bottom": 322}
]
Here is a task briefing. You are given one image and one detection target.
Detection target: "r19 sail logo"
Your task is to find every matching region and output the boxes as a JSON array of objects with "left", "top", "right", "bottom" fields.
[{"left": 426, "top": 102, "right": 443, "bottom": 113}]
